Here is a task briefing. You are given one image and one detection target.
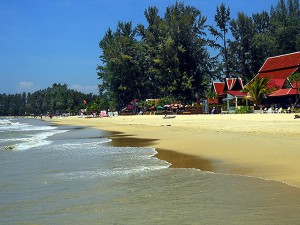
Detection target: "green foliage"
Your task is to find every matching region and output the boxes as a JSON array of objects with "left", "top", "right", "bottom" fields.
[
  {"left": 87, "top": 97, "right": 109, "bottom": 114},
  {"left": 209, "top": 3, "right": 231, "bottom": 78},
  {"left": 97, "top": 0, "right": 300, "bottom": 109},
  {"left": 289, "top": 72, "right": 300, "bottom": 88},
  {"left": 98, "top": 2, "right": 211, "bottom": 110},
  {"left": 156, "top": 97, "right": 176, "bottom": 107},
  {"left": 243, "top": 77, "right": 276, "bottom": 106},
  {"left": 236, "top": 106, "right": 252, "bottom": 114},
  {"left": 206, "top": 90, "right": 217, "bottom": 99},
  {"left": 229, "top": 0, "right": 300, "bottom": 81},
  {"left": 289, "top": 72, "right": 300, "bottom": 104},
  {"left": 0, "top": 84, "right": 98, "bottom": 116},
  {"left": 98, "top": 22, "right": 142, "bottom": 110}
]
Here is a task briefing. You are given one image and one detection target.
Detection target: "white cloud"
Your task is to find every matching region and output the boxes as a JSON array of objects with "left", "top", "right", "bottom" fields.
[
  {"left": 70, "top": 84, "right": 98, "bottom": 94},
  {"left": 16, "top": 81, "right": 37, "bottom": 92}
]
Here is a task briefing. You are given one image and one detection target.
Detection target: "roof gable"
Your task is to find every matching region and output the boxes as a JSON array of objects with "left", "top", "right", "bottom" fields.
[
  {"left": 224, "top": 78, "right": 243, "bottom": 91},
  {"left": 213, "top": 82, "right": 225, "bottom": 95},
  {"left": 226, "top": 78, "right": 235, "bottom": 90}
]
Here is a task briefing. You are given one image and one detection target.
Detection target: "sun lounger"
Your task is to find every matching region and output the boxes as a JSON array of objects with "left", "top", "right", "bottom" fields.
[
  {"left": 266, "top": 107, "right": 273, "bottom": 113},
  {"left": 277, "top": 107, "right": 283, "bottom": 113},
  {"left": 163, "top": 114, "right": 176, "bottom": 119},
  {"left": 274, "top": 107, "right": 282, "bottom": 113},
  {"left": 284, "top": 107, "right": 291, "bottom": 113}
]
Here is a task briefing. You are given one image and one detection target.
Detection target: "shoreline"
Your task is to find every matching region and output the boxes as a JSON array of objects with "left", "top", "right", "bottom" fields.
[
  {"left": 45, "top": 114, "right": 300, "bottom": 187},
  {"left": 105, "top": 132, "right": 215, "bottom": 172}
]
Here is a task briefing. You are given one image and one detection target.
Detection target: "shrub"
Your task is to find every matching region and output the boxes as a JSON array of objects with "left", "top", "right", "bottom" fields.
[{"left": 236, "top": 106, "right": 252, "bottom": 114}]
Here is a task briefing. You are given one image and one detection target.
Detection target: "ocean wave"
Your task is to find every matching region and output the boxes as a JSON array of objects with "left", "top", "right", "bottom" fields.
[
  {"left": 61, "top": 139, "right": 112, "bottom": 147},
  {"left": 0, "top": 118, "right": 57, "bottom": 132},
  {"left": 0, "top": 119, "right": 12, "bottom": 126},
  {"left": 50, "top": 164, "right": 170, "bottom": 180},
  {"left": 13, "top": 130, "right": 68, "bottom": 151}
]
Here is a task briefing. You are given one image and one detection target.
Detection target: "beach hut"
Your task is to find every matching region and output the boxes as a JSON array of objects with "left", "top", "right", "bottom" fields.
[
  {"left": 208, "top": 77, "right": 245, "bottom": 113},
  {"left": 222, "top": 90, "right": 247, "bottom": 113}
]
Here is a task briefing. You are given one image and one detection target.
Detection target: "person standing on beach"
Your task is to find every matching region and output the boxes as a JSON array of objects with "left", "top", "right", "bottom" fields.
[{"left": 211, "top": 107, "right": 215, "bottom": 114}]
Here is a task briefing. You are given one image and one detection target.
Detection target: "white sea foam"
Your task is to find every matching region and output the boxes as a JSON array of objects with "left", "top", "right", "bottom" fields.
[
  {"left": 0, "top": 118, "right": 56, "bottom": 132},
  {"left": 61, "top": 139, "right": 112, "bottom": 147},
  {"left": 14, "top": 130, "right": 68, "bottom": 151},
  {"left": 52, "top": 164, "right": 170, "bottom": 180},
  {"left": 0, "top": 119, "right": 12, "bottom": 126}
]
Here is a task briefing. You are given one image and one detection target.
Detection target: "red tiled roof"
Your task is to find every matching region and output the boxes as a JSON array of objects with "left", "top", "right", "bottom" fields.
[
  {"left": 259, "top": 52, "right": 300, "bottom": 72},
  {"left": 255, "top": 67, "right": 298, "bottom": 89},
  {"left": 258, "top": 68, "right": 297, "bottom": 79},
  {"left": 269, "top": 88, "right": 298, "bottom": 97},
  {"left": 227, "top": 90, "right": 247, "bottom": 97},
  {"left": 213, "top": 82, "right": 225, "bottom": 95}
]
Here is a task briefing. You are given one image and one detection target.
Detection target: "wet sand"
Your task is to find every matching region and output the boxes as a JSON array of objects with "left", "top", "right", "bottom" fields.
[{"left": 46, "top": 113, "right": 300, "bottom": 187}]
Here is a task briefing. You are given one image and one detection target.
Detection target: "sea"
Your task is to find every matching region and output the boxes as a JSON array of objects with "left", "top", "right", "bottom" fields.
[{"left": 1, "top": 117, "right": 300, "bottom": 225}]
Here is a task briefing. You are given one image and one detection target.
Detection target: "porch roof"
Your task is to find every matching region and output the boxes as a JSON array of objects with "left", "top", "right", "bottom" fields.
[{"left": 227, "top": 90, "right": 247, "bottom": 97}]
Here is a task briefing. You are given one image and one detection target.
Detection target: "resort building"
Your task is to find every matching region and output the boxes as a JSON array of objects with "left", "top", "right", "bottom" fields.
[
  {"left": 249, "top": 51, "right": 300, "bottom": 108},
  {"left": 209, "top": 51, "right": 300, "bottom": 112},
  {"left": 208, "top": 77, "right": 246, "bottom": 112}
]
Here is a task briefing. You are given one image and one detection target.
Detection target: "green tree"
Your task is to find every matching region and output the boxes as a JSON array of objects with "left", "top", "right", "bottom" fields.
[
  {"left": 137, "top": 6, "right": 164, "bottom": 99},
  {"left": 229, "top": 12, "right": 255, "bottom": 81},
  {"left": 228, "top": 0, "right": 299, "bottom": 82},
  {"left": 154, "top": 2, "right": 210, "bottom": 102},
  {"left": 98, "top": 22, "right": 142, "bottom": 109},
  {"left": 243, "top": 77, "right": 276, "bottom": 107},
  {"left": 98, "top": 2, "right": 211, "bottom": 106},
  {"left": 289, "top": 72, "right": 300, "bottom": 104},
  {"left": 270, "top": 0, "right": 300, "bottom": 54},
  {"left": 251, "top": 11, "right": 277, "bottom": 76},
  {"left": 209, "top": 3, "right": 231, "bottom": 78}
]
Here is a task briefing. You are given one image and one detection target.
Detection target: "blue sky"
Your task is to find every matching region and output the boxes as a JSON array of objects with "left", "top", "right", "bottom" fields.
[{"left": 0, "top": 0, "right": 279, "bottom": 94}]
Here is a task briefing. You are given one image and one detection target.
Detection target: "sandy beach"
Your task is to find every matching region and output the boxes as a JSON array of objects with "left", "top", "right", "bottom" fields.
[{"left": 47, "top": 113, "right": 300, "bottom": 187}]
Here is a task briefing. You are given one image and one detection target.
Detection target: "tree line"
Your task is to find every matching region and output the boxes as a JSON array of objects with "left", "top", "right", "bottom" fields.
[
  {"left": 98, "top": 0, "right": 300, "bottom": 110},
  {"left": 0, "top": 83, "right": 100, "bottom": 116}
]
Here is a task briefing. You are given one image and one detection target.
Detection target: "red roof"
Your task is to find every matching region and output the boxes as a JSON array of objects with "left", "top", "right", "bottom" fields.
[
  {"left": 257, "top": 68, "right": 298, "bottom": 89},
  {"left": 248, "top": 52, "right": 300, "bottom": 90},
  {"left": 213, "top": 82, "right": 225, "bottom": 96},
  {"left": 258, "top": 67, "right": 298, "bottom": 80},
  {"left": 227, "top": 90, "right": 247, "bottom": 97},
  {"left": 269, "top": 88, "right": 298, "bottom": 97},
  {"left": 259, "top": 52, "right": 300, "bottom": 72}
]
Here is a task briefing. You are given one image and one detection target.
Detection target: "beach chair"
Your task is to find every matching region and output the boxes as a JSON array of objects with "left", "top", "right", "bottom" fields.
[
  {"left": 276, "top": 107, "right": 283, "bottom": 113},
  {"left": 263, "top": 108, "right": 267, "bottom": 113},
  {"left": 163, "top": 114, "right": 176, "bottom": 119},
  {"left": 266, "top": 107, "right": 273, "bottom": 113},
  {"left": 284, "top": 107, "right": 291, "bottom": 113}
]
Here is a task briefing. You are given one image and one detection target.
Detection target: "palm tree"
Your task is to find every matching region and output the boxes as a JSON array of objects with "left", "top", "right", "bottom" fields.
[
  {"left": 289, "top": 72, "right": 300, "bottom": 105},
  {"left": 243, "top": 77, "right": 275, "bottom": 108}
]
